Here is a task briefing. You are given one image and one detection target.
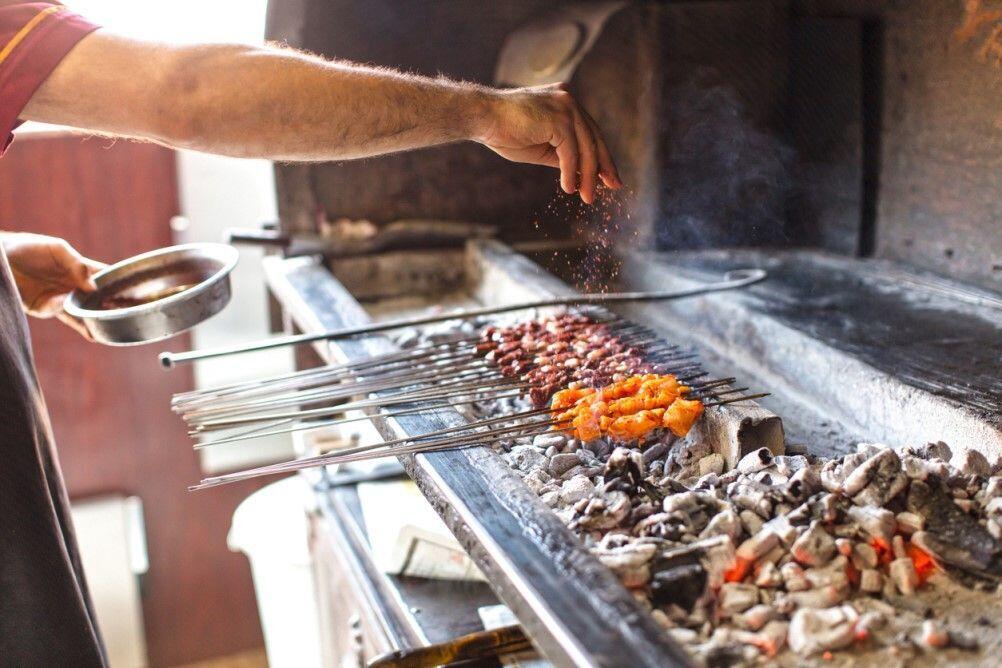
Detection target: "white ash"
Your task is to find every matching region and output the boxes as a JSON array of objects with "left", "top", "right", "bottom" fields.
[{"left": 467, "top": 389, "right": 999, "bottom": 665}]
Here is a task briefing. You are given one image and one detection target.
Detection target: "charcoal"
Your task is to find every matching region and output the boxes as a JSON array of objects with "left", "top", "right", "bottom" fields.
[
  {"left": 907, "top": 441, "right": 952, "bottom": 462},
  {"left": 957, "top": 449, "right": 992, "bottom": 477},
  {"left": 560, "top": 475, "right": 596, "bottom": 504},
  {"left": 698, "top": 453, "right": 725, "bottom": 476},
  {"left": 851, "top": 542, "right": 879, "bottom": 570},
  {"left": 667, "top": 626, "right": 699, "bottom": 643},
  {"left": 791, "top": 521, "right": 836, "bottom": 567},
  {"left": 594, "top": 542, "right": 657, "bottom": 588},
  {"left": 835, "top": 538, "right": 853, "bottom": 558},
  {"left": 860, "top": 568, "right": 883, "bottom": 593},
  {"left": 729, "top": 481, "right": 774, "bottom": 517},
  {"left": 733, "top": 604, "right": 778, "bottom": 632},
  {"left": 773, "top": 455, "right": 809, "bottom": 476},
  {"left": 539, "top": 490, "right": 560, "bottom": 507},
  {"left": 787, "top": 606, "right": 858, "bottom": 655},
  {"left": 737, "top": 447, "right": 775, "bottom": 474},
  {"left": 651, "top": 562, "right": 706, "bottom": 611},
  {"left": 888, "top": 554, "right": 919, "bottom": 596},
  {"left": 804, "top": 556, "right": 851, "bottom": 591},
  {"left": 521, "top": 469, "right": 550, "bottom": 494},
  {"left": 718, "top": 582, "right": 760, "bottom": 616},
  {"left": 663, "top": 491, "right": 700, "bottom": 514},
  {"left": 577, "top": 490, "right": 632, "bottom": 530},
  {"left": 982, "top": 476, "right": 1002, "bottom": 502},
  {"left": 781, "top": 585, "right": 847, "bottom": 610},
  {"left": 847, "top": 505, "right": 896, "bottom": 546},
  {"left": 755, "top": 562, "right": 783, "bottom": 588},
  {"left": 780, "top": 562, "right": 809, "bottom": 592},
  {"left": 641, "top": 442, "right": 669, "bottom": 465},
  {"left": 783, "top": 468, "right": 818, "bottom": 504},
  {"left": 920, "top": 619, "right": 950, "bottom": 649},
  {"left": 902, "top": 455, "right": 933, "bottom": 481},
  {"left": 548, "top": 453, "right": 580, "bottom": 477},
  {"left": 753, "top": 470, "right": 788, "bottom": 486},
  {"left": 762, "top": 515, "right": 798, "bottom": 546},
  {"left": 505, "top": 445, "right": 546, "bottom": 472},
  {"left": 820, "top": 452, "right": 868, "bottom": 493},
  {"left": 844, "top": 448, "right": 908, "bottom": 506},
  {"left": 588, "top": 437, "right": 612, "bottom": 458},
  {"left": 690, "top": 473, "right": 717, "bottom": 492},
  {"left": 739, "top": 510, "right": 765, "bottom": 535},
  {"left": 907, "top": 480, "right": 1002, "bottom": 574},
  {"left": 894, "top": 511, "right": 923, "bottom": 535},
  {"left": 736, "top": 529, "right": 779, "bottom": 562},
  {"left": 699, "top": 508, "right": 742, "bottom": 542}
]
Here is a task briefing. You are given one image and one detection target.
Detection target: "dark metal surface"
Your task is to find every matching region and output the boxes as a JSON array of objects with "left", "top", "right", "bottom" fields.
[
  {"left": 613, "top": 248, "right": 1001, "bottom": 461},
  {"left": 331, "top": 486, "right": 500, "bottom": 647},
  {"left": 264, "top": 254, "right": 694, "bottom": 668},
  {"left": 649, "top": 250, "right": 1001, "bottom": 418}
]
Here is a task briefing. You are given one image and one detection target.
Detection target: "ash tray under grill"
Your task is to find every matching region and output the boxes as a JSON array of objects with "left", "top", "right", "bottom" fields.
[{"left": 64, "top": 243, "right": 239, "bottom": 346}]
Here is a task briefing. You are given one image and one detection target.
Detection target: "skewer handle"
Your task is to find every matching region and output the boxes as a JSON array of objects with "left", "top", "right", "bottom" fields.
[{"left": 159, "top": 268, "right": 766, "bottom": 369}]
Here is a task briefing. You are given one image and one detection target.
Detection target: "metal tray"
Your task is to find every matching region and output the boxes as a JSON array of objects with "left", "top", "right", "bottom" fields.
[{"left": 64, "top": 243, "right": 238, "bottom": 345}]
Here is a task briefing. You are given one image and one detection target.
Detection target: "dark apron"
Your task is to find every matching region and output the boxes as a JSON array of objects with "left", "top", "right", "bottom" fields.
[{"left": 0, "top": 248, "right": 106, "bottom": 666}]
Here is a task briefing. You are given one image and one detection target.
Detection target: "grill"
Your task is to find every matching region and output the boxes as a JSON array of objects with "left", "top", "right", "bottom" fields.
[
  {"left": 172, "top": 307, "right": 767, "bottom": 486},
  {"left": 160, "top": 1, "right": 1000, "bottom": 665}
]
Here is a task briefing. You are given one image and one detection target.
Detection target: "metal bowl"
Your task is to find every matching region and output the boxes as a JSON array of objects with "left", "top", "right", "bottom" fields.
[{"left": 64, "top": 243, "right": 239, "bottom": 346}]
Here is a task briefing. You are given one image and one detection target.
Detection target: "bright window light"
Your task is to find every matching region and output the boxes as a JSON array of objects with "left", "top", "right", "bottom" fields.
[{"left": 63, "top": 0, "right": 270, "bottom": 43}]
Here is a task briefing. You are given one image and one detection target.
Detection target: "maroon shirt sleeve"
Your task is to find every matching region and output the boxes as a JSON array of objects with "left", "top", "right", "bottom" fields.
[{"left": 0, "top": 2, "right": 99, "bottom": 156}]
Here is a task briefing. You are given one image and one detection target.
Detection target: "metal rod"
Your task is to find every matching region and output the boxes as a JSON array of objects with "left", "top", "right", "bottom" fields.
[
  {"left": 160, "top": 269, "right": 766, "bottom": 368},
  {"left": 189, "top": 391, "right": 772, "bottom": 490},
  {"left": 192, "top": 388, "right": 532, "bottom": 447},
  {"left": 180, "top": 362, "right": 498, "bottom": 421},
  {"left": 171, "top": 336, "right": 481, "bottom": 405},
  {"left": 190, "top": 415, "right": 562, "bottom": 489},
  {"left": 188, "top": 378, "right": 515, "bottom": 430}
]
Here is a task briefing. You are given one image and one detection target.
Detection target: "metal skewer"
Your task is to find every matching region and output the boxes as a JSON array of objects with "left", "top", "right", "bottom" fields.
[
  {"left": 160, "top": 269, "right": 766, "bottom": 368},
  {"left": 176, "top": 332, "right": 685, "bottom": 422},
  {"left": 189, "top": 392, "right": 769, "bottom": 490},
  {"left": 172, "top": 318, "right": 652, "bottom": 407}
]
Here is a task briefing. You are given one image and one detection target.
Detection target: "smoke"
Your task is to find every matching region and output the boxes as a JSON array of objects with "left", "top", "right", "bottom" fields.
[{"left": 656, "top": 68, "right": 795, "bottom": 250}]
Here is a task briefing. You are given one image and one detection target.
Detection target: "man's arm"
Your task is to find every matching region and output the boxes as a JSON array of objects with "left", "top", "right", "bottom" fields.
[{"left": 21, "top": 31, "right": 619, "bottom": 203}]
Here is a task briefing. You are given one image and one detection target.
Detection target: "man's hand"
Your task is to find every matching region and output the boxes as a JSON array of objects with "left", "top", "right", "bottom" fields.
[
  {"left": 474, "top": 84, "right": 621, "bottom": 204},
  {"left": 0, "top": 233, "right": 104, "bottom": 339}
]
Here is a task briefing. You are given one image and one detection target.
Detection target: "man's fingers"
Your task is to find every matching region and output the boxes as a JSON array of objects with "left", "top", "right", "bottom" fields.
[
  {"left": 57, "top": 311, "right": 95, "bottom": 341},
  {"left": 551, "top": 123, "right": 579, "bottom": 195},
  {"left": 573, "top": 111, "right": 599, "bottom": 204},
  {"left": 581, "top": 109, "right": 621, "bottom": 189},
  {"left": 77, "top": 257, "right": 106, "bottom": 291},
  {"left": 55, "top": 242, "right": 103, "bottom": 292}
]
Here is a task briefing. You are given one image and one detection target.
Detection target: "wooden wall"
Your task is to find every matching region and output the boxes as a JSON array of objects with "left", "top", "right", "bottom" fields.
[{"left": 0, "top": 134, "right": 268, "bottom": 667}]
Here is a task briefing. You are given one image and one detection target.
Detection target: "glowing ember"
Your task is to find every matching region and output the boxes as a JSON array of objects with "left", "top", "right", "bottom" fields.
[
  {"left": 724, "top": 557, "right": 752, "bottom": 583},
  {"left": 905, "top": 541, "right": 939, "bottom": 584}
]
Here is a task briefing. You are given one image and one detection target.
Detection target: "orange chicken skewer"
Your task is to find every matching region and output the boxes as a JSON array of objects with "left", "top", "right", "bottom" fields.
[{"left": 551, "top": 374, "right": 705, "bottom": 442}]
